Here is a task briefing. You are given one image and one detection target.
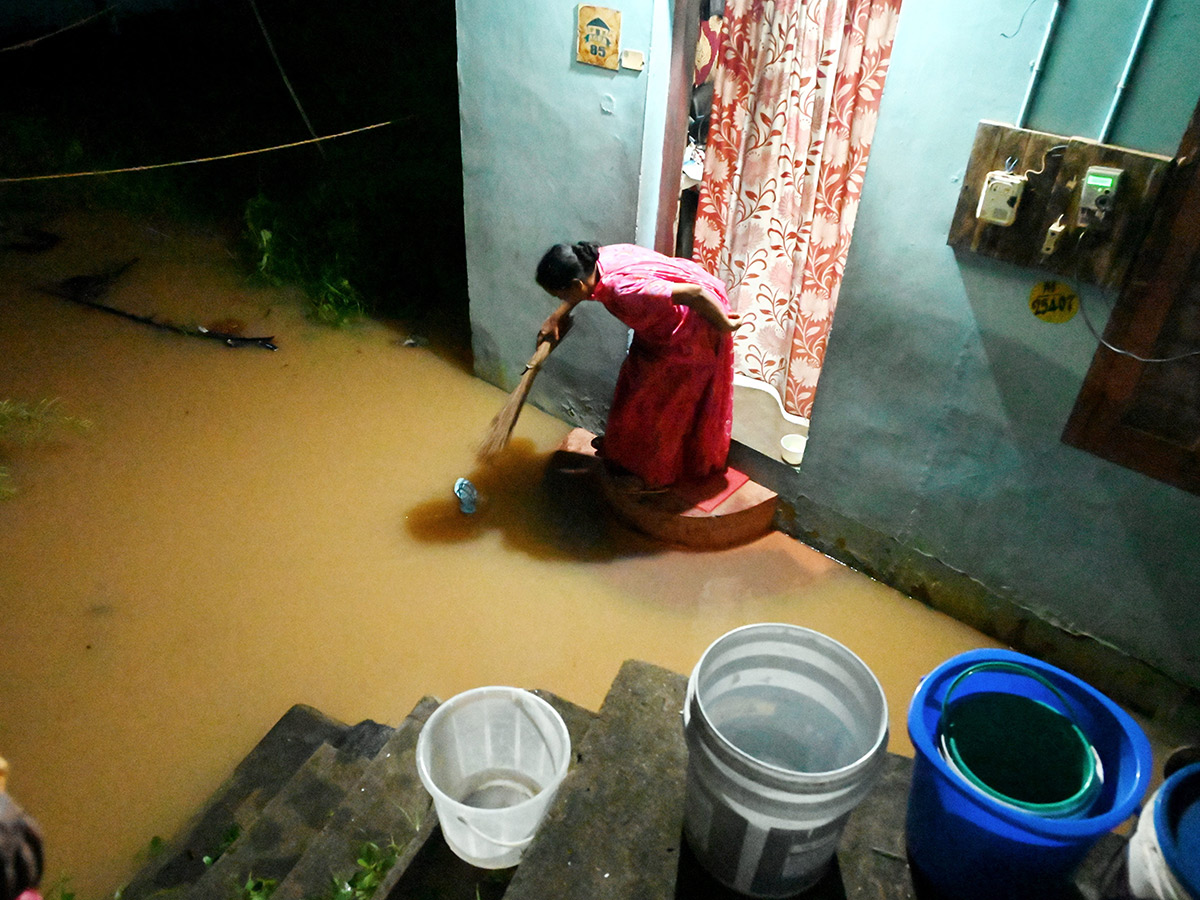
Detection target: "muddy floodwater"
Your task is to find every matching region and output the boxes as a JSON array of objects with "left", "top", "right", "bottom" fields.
[{"left": 1, "top": 210, "right": 1000, "bottom": 897}]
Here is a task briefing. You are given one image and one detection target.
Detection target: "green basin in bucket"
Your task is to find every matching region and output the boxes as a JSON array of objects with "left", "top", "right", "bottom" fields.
[{"left": 939, "top": 662, "right": 1101, "bottom": 818}]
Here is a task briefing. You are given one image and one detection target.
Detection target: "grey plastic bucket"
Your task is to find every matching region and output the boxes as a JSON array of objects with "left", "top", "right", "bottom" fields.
[{"left": 681, "top": 623, "right": 890, "bottom": 897}]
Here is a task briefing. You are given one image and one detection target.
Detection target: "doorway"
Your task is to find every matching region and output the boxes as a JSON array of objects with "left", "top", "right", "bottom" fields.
[{"left": 657, "top": 0, "right": 812, "bottom": 465}]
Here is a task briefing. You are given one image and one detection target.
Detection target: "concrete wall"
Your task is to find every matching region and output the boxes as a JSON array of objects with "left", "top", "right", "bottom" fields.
[
  {"left": 456, "top": 0, "right": 669, "bottom": 430},
  {"left": 787, "top": 0, "right": 1200, "bottom": 694}
]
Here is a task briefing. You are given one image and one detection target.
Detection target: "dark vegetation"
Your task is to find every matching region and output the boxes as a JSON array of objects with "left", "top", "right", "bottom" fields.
[{"left": 0, "top": 0, "right": 469, "bottom": 348}]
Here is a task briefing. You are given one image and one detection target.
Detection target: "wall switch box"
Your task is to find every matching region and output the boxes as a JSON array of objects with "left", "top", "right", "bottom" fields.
[
  {"left": 976, "top": 170, "right": 1026, "bottom": 226},
  {"left": 949, "top": 122, "right": 1173, "bottom": 289},
  {"left": 619, "top": 49, "right": 645, "bottom": 71}
]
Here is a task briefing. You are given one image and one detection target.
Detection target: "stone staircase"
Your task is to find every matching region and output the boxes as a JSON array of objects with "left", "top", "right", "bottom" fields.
[{"left": 116, "top": 660, "right": 1122, "bottom": 900}]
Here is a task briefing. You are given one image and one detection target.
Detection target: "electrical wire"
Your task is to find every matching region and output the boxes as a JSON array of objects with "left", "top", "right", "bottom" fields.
[
  {"left": 1067, "top": 229, "right": 1200, "bottom": 364},
  {"left": 1022, "top": 143, "right": 1067, "bottom": 179},
  {"left": 1001, "top": 0, "right": 1041, "bottom": 39},
  {"left": 1, "top": 4, "right": 403, "bottom": 185},
  {"left": 0, "top": 7, "right": 117, "bottom": 53},
  {"left": 245, "top": 0, "right": 324, "bottom": 157},
  {"left": 0, "top": 119, "right": 395, "bottom": 184},
  {"left": 6, "top": 3, "right": 326, "bottom": 163}
]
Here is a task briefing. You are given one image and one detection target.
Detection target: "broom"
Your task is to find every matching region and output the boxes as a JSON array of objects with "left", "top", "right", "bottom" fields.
[{"left": 476, "top": 337, "right": 560, "bottom": 461}]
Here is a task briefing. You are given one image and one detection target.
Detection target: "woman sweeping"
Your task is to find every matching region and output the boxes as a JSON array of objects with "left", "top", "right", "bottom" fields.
[{"left": 535, "top": 242, "right": 740, "bottom": 490}]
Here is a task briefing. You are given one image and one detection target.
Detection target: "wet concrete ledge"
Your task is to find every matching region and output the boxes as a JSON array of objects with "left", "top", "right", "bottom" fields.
[{"left": 727, "top": 441, "right": 1200, "bottom": 743}]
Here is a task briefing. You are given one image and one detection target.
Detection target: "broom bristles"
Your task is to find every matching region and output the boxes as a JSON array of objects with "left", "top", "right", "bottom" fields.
[
  {"left": 476, "top": 340, "right": 556, "bottom": 461},
  {"left": 477, "top": 370, "right": 537, "bottom": 460}
]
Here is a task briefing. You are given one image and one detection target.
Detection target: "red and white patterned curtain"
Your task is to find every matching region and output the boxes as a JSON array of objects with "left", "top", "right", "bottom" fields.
[{"left": 693, "top": 0, "right": 903, "bottom": 419}]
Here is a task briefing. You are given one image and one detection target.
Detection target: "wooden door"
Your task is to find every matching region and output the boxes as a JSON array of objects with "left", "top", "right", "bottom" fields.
[{"left": 1063, "top": 98, "right": 1200, "bottom": 494}]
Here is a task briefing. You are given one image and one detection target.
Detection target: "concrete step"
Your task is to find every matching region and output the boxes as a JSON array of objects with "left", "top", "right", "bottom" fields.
[
  {"left": 172, "top": 715, "right": 395, "bottom": 900},
  {"left": 556, "top": 428, "right": 778, "bottom": 549},
  {"left": 123, "top": 689, "right": 603, "bottom": 900},
  {"left": 113, "top": 667, "right": 1124, "bottom": 900},
  {"left": 501, "top": 659, "right": 690, "bottom": 900},
  {"left": 119, "top": 704, "right": 351, "bottom": 900},
  {"left": 270, "top": 697, "right": 440, "bottom": 900}
]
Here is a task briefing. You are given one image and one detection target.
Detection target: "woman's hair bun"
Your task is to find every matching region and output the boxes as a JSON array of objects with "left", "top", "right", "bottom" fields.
[{"left": 572, "top": 241, "right": 601, "bottom": 270}]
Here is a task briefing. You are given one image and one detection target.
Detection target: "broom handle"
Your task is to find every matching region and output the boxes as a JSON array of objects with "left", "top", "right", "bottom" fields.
[
  {"left": 524, "top": 337, "right": 555, "bottom": 373},
  {"left": 506, "top": 338, "right": 555, "bottom": 408}
]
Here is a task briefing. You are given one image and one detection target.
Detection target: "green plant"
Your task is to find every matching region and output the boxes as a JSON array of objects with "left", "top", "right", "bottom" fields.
[
  {"left": 0, "top": 398, "right": 91, "bottom": 443},
  {"left": 42, "top": 876, "right": 77, "bottom": 900},
  {"left": 204, "top": 824, "right": 242, "bottom": 865},
  {"left": 243, "top": 193, "right": 366, "bottom": 328},
  {"left": 309, "top": 268, "right": 366, "bottom": 327},
  {"left": 311, "top": 840, "right": 401, "bottom": 900},
  {"left": 240, "top": 875, "right": 278, "bottom": 900}
]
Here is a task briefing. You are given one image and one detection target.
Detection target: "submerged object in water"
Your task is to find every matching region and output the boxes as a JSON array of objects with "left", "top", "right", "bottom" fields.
[
  {"left": 39, "top": 258, "right": 278, "bottom": 350},
  {"left": 454, "top": 478, "right": 478, "bottom": 514}
]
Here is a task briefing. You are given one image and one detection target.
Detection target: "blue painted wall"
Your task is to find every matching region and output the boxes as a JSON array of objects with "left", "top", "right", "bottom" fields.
[
  {"left": 799, "top": 0, "right": 1200, "bottom": 688},
  {"left": 456, "top": 0, "right": 668, "bottom": 430}
]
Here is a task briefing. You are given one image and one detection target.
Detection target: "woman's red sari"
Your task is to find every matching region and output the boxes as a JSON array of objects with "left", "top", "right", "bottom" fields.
[{"left": 591, "top": 244, "right": 734, "bottom": 487}]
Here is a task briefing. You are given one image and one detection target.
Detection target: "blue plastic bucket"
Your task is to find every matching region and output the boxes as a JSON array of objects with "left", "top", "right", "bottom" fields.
[
  {"left": 906, "top": 649, "right": 1152, "bottom": 900},
  {"left": 1127, "top": 761, "right": 1200, "bottom": 899}
]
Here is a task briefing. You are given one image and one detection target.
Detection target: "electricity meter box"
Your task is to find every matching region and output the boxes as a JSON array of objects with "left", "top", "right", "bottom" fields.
[
  {"left": 949, "top": 121, "right": 1173, "bottom": 289},
  {"left": 1078, "top": 166, "right": 1123, "bottom": 228}
]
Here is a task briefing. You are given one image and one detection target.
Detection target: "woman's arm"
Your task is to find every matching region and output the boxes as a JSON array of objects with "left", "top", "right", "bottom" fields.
[
  {"left": 537, "top": 298, "right": 581, "bottom": 344},
  {"left": 672, "top": 283, "right": 741, "bottom": 333}
]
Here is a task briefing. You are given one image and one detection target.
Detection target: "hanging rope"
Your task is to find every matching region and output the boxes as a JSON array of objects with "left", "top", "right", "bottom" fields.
[{"left": 0, "top": 120, "right": 394, "bottom": 184}]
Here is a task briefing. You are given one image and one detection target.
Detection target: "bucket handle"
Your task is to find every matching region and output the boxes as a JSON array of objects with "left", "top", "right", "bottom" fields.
[
  {"left": 939, "top": 661, "right": 1084, "bottom": 733},
  {"left": 514, "top": 694, "right": 563, "bottom": 773},
  {"left": 455, "top": 815, "right": 536, "bottom": 850}
]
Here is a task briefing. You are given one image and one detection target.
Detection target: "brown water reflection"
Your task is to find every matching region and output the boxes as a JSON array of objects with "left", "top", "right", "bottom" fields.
[
  {"left": 1, "top": 210, "right": 1000, "bottom": 898},
  {"left": 405, "top": 439, "right": 661, "bottom": 560}
]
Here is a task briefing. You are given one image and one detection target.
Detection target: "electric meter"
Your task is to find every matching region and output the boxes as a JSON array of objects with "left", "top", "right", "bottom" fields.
[{"left": 1078, "top": 166, "right": 1123, "bottom": 228}]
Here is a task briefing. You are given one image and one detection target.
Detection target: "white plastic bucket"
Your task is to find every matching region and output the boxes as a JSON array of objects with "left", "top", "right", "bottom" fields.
[
  {"left": 682, "top": 623, "right": 889, "bottom": 898},
  {"left": 416, "top": 686, "right": 571, "bottom": 868}
]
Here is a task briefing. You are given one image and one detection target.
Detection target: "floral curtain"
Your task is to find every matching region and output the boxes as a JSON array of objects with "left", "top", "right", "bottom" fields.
[{"left": 693, "top": 0, "right": 903, "bottom": 419}]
